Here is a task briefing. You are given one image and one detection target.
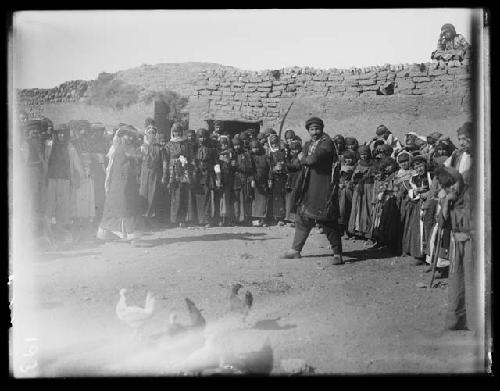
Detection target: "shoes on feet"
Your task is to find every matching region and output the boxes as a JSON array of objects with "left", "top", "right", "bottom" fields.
[
  {"left": 281, "top": 249, "right": 301, "bottom": 259},
  {"left": 331, "top": 254, "right": 345, "bottom": 265}
]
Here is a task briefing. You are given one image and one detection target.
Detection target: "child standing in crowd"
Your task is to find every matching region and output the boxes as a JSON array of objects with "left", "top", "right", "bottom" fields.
[
  {"left": 217, "top": 135, "right": 235, "bottom": 226},
  {"left": 403, "top": 155, "right": 432, "bottom": 264},
  {"left": 193, "top": 128, "right": 217, "bottom": 227},
  {"left": 284, "top": 139, "right": 303, "bottom": 226},
  {"left": 347, "top": 145, "right": 374, "bottom": 244},
  {"left": 232, "top": 136, "right": 255, "bottom": 226},
  {"left": 250, "top": 139, "right": 271, "bottom": 227},
  {"left": 393, "top": 151, "right": 416, "bottom": 257},
  {"left": 374, "top": 157, "right": 402, "bottom": 254},
  {"left": 165, "top": 123, "right": 192, "bottom": 228},
  {"left": 338, "top": 149, "right": 356, "bottom": 237},
  {"left": 268, "top": 134, "right": 287, "bottom": 225}
]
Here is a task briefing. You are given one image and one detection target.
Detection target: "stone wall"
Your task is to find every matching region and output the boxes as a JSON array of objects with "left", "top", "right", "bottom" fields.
[{"left": 188, "top": 60, "right": 472, "bottom": 143}]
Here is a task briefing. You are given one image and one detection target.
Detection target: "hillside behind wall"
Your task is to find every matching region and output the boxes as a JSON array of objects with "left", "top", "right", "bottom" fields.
[
  {"left": 188, "top": 60, "right": 473, "bottom": 143},
  {"left": 15, "top": 60, "right": 472, "bottom": 142}
]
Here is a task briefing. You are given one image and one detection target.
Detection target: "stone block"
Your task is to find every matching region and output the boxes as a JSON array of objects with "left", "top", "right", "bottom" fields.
[
  {"left": 433, "top": 75, "right": 455, "bottom": 81},
  {"left": 327, "top": 75, "right": 345, "bottom": 82},
  {"left": 359, "top": 79, "right": 377, "bottom": 86},
  {"left": 257, "top": 87, "right": 272, "bottom": 92},
  {"left": 395, "top": 79, "right": 415, "bottom": 90},
  {"left": 360, "top": 90, "right": 377, "bottom": 97},
  {"left": 455, "top": 73, "right": 471, "bottom": 80},
  {"left": 346, "top": 86, "right": 363, "bottom": 93},
  {"left": 447, "top": 67, "right": 469, "bottom": 75},
  {"left": 358, "top": 72, "right": 377, "bottom": 80},
  {"left": 259, "top": 81, "right": 273, "bottom": 88},
  {"left": 260, "top": 92, "right": 269, "bottom": 98},
  {"left": 394, "top": 88, "right": 414, "bottom": 95},
  {"left": 396, "top": 70, "right": 410, "bottom": 77},
  {"left": 244, "top": 85, "right": 257, "bottom": 92},
  {"left": 331, "top": 85, "right": 347, "bottom": 92},
  {"left": 413, "top": 76, "right": 431, "bottom": 83},
  {"left": 362, "top": 84, "right": 379, "bottom": 91},
  {"left": 269, "top": 91, "right": 282, "bottom": 98},
  {"left": 429, "top": 68, "right": 447, "bottom": 76}
]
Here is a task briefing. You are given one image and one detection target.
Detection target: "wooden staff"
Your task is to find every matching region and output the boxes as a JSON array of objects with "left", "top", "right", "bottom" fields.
[
  {"left": 277, "top": 101, "right": 295, "bottom": 141},
  {"left": 428, "top": 226, "right": 444, "bottom": 288}
]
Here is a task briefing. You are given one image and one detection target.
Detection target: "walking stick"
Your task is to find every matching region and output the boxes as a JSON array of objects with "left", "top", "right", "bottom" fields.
[
  {"left": 277, "top": 101, "right": 295, "bottom": 141},
  {"left": 428, "top": 226, "right": 444, "bottom": 288}
]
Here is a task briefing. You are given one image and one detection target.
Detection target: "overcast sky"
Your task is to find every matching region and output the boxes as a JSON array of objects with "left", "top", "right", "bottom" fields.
[{"left": 12, "top": 9, "right": 477, "bottom": 89}]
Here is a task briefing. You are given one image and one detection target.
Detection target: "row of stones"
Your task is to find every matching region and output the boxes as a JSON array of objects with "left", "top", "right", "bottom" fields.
[
  {"left": 16, "top": 80, "right": 91, "bottom": 106},
  {"left": 196, "top": 59, "right": 470, "bottom": 80}
]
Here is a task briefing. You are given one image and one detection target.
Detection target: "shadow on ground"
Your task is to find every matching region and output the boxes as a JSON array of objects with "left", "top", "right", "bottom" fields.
[
  {"left": 342, "top": 247, "right": 397, "bottom": 263},
  {"left": 137, "top": 232, "right": 278, "bottom": 247},
  {"left": 252, "top": 318, "right": 296, "bottom": 331}
]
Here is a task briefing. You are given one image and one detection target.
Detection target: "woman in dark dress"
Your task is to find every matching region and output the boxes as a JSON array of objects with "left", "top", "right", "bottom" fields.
[
  {"left": 250, "top": 139, "right": 271, "bottom": 227},
  {"left": 347, "top": 145, "right": 374, "bottom": 242}
]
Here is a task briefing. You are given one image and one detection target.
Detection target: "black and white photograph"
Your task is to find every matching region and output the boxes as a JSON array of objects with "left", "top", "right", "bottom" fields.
[{"left": 8, "top": 8, "right": 492, "bottom": 376}]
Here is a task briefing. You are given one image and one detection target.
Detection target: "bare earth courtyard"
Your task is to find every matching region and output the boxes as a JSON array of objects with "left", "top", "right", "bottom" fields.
[{"left": 11, "top": 224, "right": 482, "bottom": 376}]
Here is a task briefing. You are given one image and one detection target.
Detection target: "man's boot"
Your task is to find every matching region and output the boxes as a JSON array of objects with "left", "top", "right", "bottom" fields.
[
  {"left": 331, "top": 254, "right": 344, "bottom": 265},
  {"left": 281, "top": 249, "right": 301, "bottom": 259}
]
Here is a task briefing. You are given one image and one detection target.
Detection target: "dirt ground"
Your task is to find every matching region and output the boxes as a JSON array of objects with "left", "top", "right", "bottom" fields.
[{"left": 10, "top": 223, "right": 487, "bottom": 377}]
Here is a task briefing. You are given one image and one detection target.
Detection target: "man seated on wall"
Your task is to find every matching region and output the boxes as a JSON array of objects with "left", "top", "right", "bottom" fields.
[{"left": 431, "top": 23, "right": 471, "bottom": 63}]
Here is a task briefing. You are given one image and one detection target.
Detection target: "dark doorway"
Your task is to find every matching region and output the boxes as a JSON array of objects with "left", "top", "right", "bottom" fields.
[
  {"left": 205, "top": 119, "right": 262, "bottom": 139},
  {"left": 154, "top": 100, "right": 171, "bottom": 140}
]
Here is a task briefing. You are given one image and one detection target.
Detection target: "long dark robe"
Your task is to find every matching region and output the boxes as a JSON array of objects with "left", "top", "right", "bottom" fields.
[
  {"left": 233, "top": 150, "right": 255, "bottom": 223},
  {"left": 377, "top": 173, "right": 403, "bottom": 254},
  {"left": 100, "top": 144, "right": 142, "bottom": 233},
  {"left": 400, "top": 172, "right": 431, "bottom": 257},
  {"left": 185, "top": 141, "right": 198, "bottom": 224},
  {"left": 338, "top": 164, "right": 355, "bottom": 228},
  {"left": 284, "top": 154, "right": 302, "bottom": 222},
  {"left": 291, "top": 133, "right": 339, "bottom": 222},
  {"left": 139, "top": 142, "right": 164, "bottom": 217},
  {"left": 217, "top": 148, "right": 235, "bottom": 222},
  {"left": 347, "top": 160, "right": 374, "bottom": 237},
  {"left": 193, "top": 142, "right": 217, "bottom": 225},
  {"left": 269, "top": 149, "right": 287, "bottom": 221},
  {"left": 251, "top": 151, "right": 271, "bottom": 219}
]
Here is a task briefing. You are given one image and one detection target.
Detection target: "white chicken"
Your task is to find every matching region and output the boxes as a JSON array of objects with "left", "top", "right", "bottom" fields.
[{"left": 115, "top": 288, "right": 155, "bottom": 335}]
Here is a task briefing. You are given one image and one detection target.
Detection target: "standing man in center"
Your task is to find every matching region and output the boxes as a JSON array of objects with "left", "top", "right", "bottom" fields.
[{"left": 282, "top": 117, "right": 343, "bottom": 265}]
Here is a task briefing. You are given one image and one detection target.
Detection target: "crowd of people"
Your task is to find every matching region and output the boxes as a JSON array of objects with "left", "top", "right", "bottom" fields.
[{"left": 18, "top": 112, "right": 476, "bottom": 332}]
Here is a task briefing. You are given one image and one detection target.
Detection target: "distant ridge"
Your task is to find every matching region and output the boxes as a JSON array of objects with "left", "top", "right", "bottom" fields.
[{"left": 114, "top": 62, "right": 240, "bottom": 95}]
